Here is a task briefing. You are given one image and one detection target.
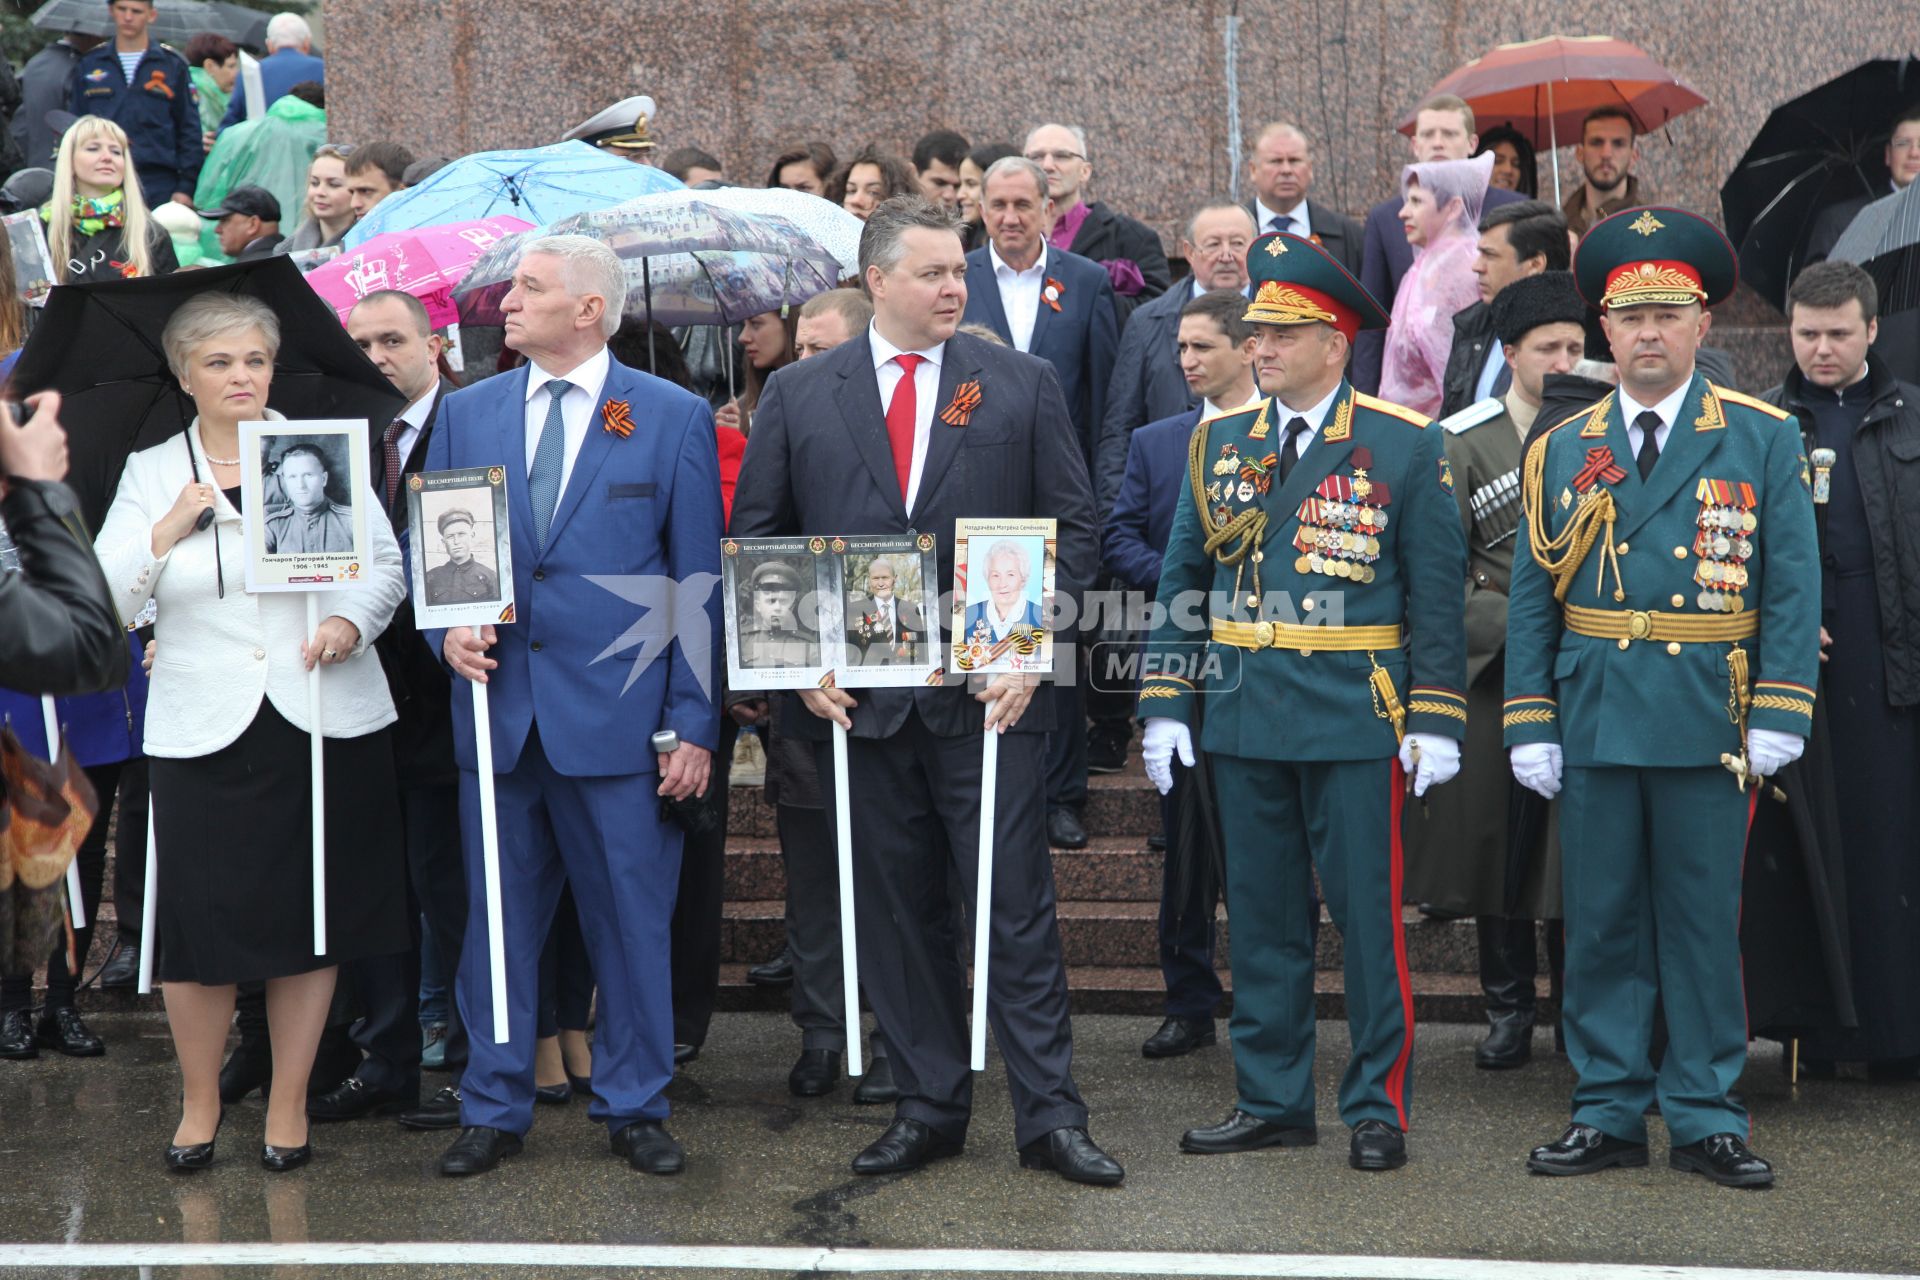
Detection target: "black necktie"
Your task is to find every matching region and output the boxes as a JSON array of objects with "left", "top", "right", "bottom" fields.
[
  {"left": 1277, "top": 416, "right": 1311, "bottom": 483},
  {"left": 1634, "top": 410, "right": 1662, "bottom": 480}
]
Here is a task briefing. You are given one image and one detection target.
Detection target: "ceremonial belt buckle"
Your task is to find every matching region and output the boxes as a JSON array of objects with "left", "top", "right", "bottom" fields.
[
  {"left": 1626, "top": 610, "right": 1654, "bottom": 641},
  {"left": 1252, "top": 621, "right": 1275, "bottom": 649}
]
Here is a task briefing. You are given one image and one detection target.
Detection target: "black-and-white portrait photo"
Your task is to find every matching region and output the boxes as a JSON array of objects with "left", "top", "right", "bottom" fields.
[
  {"left": 261, "top": 434, "right": 355, "bottom": 554},
  {"left": 721, "top": 536, "right": 840, "bottom": 691},
  {"left": 420, "top": 490, "right": 501, "bottom": 606},
  {"left": 737, "top": 556, "right": 820, "bottom": 670}
]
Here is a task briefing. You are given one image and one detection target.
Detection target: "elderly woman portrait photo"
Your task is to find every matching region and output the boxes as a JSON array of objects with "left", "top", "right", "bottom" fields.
[{"left": 92, "top": 291, "right": 409, "bottom": 1174}]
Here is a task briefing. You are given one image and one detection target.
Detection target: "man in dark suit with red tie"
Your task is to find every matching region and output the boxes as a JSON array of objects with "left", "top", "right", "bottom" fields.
[{"left": 731, "top": 195, "right": 1120, "bottom": 1186}]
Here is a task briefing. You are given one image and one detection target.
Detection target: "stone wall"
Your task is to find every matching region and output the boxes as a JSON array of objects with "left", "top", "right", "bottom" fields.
[{"left": 326, "top": 0, "right": 1917, "bottom": 384}]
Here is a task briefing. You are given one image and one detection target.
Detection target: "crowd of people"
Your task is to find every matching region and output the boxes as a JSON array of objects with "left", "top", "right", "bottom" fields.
[{"left": 0, "top": 0, "right": 1915, "bottom": 1198}]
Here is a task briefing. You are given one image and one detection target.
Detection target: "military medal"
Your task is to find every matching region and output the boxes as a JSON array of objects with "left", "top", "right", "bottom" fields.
[{"left": 1237, "top": 480, "right": 1256, "bottom": 502}]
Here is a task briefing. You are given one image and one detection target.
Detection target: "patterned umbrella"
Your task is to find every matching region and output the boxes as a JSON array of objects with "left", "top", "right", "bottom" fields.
[
  {"left": 1830, "top": 178, "right": 1920, "bottom": 312},
  {"left": 1397, "top": 35, "right": 1708, "bottom": 203},
  {"left": 454, "top": 192, "right": 844, "bottom": 327},
  {"left": 303, "top": 216, "right": 534, "bottom": 327},
  {"left": 675, "top": 187, "right": 863, "bottom": 280},
  {"left": 344, "top": 142, "right": 683, "bottom": 248}
]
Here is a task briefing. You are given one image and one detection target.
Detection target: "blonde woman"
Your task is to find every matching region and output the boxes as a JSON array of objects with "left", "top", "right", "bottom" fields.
[
  {"left": 284, "top": 144, "right": 356, "bottom": 251},
  {"left": 43, "top": 116, "right": 179, "bottom": 283},
  {"left": 94, "top": 292, "right": 408, "bottom": 1173}
]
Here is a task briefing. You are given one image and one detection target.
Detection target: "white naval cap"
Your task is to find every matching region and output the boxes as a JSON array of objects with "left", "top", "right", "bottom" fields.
[{"left": 561, "top": 95, "right": 658, "bottom": 151}]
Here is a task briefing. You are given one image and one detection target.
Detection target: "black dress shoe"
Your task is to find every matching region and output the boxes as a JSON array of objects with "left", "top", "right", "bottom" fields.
[
  {"left": 308, "top": 1075, "right": 414, "bottom": 1121},
  {"left": 1146, "top": 831, "right": 1167, "bottom": 851},
  {"left": 1086, "top": 727, "right": 1131, "bottom": 775},
  {"left": 440, "top": 1125, "right": 522, "bottom": 1176},
  {"left": 747, "top": 944, "right": 795, "bottom": 988},
  {"left": 398, "top": 1085, "right": 462, "bottom": 1131},
  {"left": 1527, "top": 1123, "right": 1649, "bottom": 1176},
  {"left": 36, "top": 1006, "right": 104, "bottom": 1057},
  {"left": 0, "top": 1009, "right": 38, "bottom": 1060},
  {"left": 309, "top": 1027, "right": 363, "bottom": 1096},
  {"left": 1669, "top": 1133, "right": 1773, "bottom": 1188},
  {"left": 1475, "top": 1012, "right": 1534, "bottom": 1070},
  {"left": 611, "top": 1120, "right": 685, "bottom": 1175},
  {"left": 788, "top": 1048, "right": 841, "bottom": 1097},
  {"left": 852, "top": 1052, "right": 898, "bottom": 1105},
  {"left": 218, "top": 1041, "right": 273, "bottom": 1103},
  {"left": 1018, "top": 1126, "right": 1124, "bottom": 1185},
  {"left": 1349, "top": 1119, "right": 1407, "bottom": 1171},
  {"left": 673, "top": 1042, "right": 699, "bottom": 1065},
  {"left": 165, "top": 1109, "right": 224, "bottom": 1172},
  {"left": 1181, "top": 1108, "right": 1317, "bottom": 1154},
  {"left": 1046, "top": 808, "right": 1089, "bottom": 850},
  {"left": 851, "top": 1117, "right": 963, "bottom": 1174},
  {"left": 261, "top": 1142, "right": 312, "bottom": 1172},
  {"left": 534, "top": 1081, "right": 572, "bottom": 1106},
  {"left": 98, "top": 941, "right": 139, "bottom": 989},
  {"left": 1142, "top": 1015, "right": 1216, "bottom": 1059}
]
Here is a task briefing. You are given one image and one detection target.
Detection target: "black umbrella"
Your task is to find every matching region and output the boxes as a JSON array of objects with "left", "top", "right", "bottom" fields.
[
  {"left": 11, "top": 257, "right": 404, "bottom": 531},
  {"left": 1168, "top": 686, "right": 1227, "bottom": 933},
  {"left": 1829, "top": 178, "right": 1920, "bottom": 313},
  {"left": 29, "top": 0, "right": 249, "bottom": 47},
  {"left": 1719, "top": 56, "right": 1920, "bottom": 311}
]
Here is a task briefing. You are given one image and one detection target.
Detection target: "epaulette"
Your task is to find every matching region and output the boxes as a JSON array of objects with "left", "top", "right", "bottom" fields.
[
  {"left": 1439, "top": 398, "right": 1505, "bottom": 435},
  {"left": 1196, "top": 399, "right": 1265, "bottom": 430},
  {"left": 1352, "top": 391, "right": 1429, "bottom": 428},
  {"left": 1710, "top": 384, "right": 1793, "bottom": 421}
]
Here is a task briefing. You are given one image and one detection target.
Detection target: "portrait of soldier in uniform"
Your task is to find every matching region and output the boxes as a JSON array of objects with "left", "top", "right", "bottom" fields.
[
  {"left": 424, "top": 506, "right": 500, "bottom": 605},
  {"left": 263, "top": 440, "right": 355, "bottom": 554},
  {"left": 738, "top": 559, "right": 820, "bottom": 669}
]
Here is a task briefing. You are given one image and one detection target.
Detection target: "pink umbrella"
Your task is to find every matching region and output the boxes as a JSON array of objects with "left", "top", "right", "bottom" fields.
[{"left": 303, "top": 216, "right": 534, "bottom": 328}]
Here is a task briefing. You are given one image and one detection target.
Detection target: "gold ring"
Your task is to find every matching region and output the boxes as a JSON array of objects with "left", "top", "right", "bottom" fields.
[{"left": 322, "top": 648, "right": 337, "bottom": 660}]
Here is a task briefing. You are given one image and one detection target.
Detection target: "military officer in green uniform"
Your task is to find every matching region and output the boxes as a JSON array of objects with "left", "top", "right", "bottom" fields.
[
  {"left": 424, "top": 507, "right": 500, "bottom": 605},
  {"left": 739, "top": 560, "right": 819, "bottom": 669},
  {"left": 1138, "top": 232, "right": 1468, "bottom": 1172},
  {"left": 1405, "top": 272, "right": 1587, "bottom": 1070},
  {"left": 1505, "top": 208, "right": 1819, "bottom": 1189}
]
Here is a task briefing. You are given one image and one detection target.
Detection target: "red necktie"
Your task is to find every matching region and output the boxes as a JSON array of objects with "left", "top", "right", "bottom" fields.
[{"left": 885, "top": 354, "right": 925, "bottom": 499}]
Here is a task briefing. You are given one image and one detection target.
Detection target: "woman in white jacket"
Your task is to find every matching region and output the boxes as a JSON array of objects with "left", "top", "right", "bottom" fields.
[{"left": 95, "top": 292, "right": 409, "bottom": 1173}]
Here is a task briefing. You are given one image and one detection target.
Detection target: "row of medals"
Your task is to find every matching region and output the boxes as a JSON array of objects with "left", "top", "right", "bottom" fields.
[
  {"left": 1692, "top": 503, "right": 1757, "bottom": 613},
  {"left": 1294, "top": 498, "right": 1387, "bottom": 583}
]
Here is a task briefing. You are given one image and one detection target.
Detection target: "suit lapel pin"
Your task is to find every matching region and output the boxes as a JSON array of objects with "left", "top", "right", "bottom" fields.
[
  {"left": 602, "top": 399, "right": 634, "bottom": 437},
  {"left": 940, "top": 381, "right": 982, "bottom": 427},
  {"left": 1042, "top": 278, "right": 1065, "bottom": 312}
]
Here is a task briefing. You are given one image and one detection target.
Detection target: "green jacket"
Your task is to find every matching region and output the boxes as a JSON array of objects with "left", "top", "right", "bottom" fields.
[
  {"left": 192, "top": 93, "right": 326, "bottom": 264},
  {"left": 1504, "top": 374, "right": 1819, "bottom": 767},
  {"left": 1443, "top": 396, "right": 1526, "bottom": 688},
  {"left": 1139, "top": 381, "right": 1469, "bottom": 760}
]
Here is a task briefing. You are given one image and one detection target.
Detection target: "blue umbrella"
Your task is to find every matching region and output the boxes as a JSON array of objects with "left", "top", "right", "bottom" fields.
[{"left": 344, "top": 141, "right": 684, "bottom": 248}]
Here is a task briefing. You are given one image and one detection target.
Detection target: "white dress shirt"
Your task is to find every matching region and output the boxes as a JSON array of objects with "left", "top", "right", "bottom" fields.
[
  {"left": 523, "top": 344, "right": 612, "bottom": 500},
  {"left": 1618, "top": 378, "right": 1691, "bottom": 461},
  {"left": 1254, "top": 196, "right": 1312, "bottom": 240},
  {"left": 390, "top": 382, "right": 438, "bottom": 466},
  {"left": 1204, "top": 388, "right": 1265, "bottom": 418},
  {"left": 984, "top": 599, "right": 1027, "bottom": 642},
  {"left": 989, "top": 239, "right": 1049, "bottom": 353},
  {"left": 1273, "top": 379, "right": 1345, "bottom": 463},
  {"left": 869, "top": 323, "right": 945, "bottom": 515}
]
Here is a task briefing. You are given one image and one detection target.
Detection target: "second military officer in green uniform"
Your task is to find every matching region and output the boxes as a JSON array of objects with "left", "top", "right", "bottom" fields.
[
  {"left": 1139, "top": 232, "right": 1468, "bottom": 1172},
  {"left": 1505, "top": 208, "right": 1819, "bottom": 1189},
  {"left": 424, "top": 507, "right": 500, "bottom": 605}
]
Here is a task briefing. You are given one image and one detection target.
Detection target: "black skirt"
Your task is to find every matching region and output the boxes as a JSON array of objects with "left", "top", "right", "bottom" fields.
[{"left": 150, "top": 699, "right": 408, "bottom": 984}]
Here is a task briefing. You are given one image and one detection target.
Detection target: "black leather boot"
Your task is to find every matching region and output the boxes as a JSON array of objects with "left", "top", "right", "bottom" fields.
[{"left": 1475, "top": 917, "right": 1536, "bottom": 1069}]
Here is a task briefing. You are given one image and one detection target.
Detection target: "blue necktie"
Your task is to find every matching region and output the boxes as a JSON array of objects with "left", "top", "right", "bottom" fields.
[{"left": 529, "top": 378, "right": 571, "bottom": 547}]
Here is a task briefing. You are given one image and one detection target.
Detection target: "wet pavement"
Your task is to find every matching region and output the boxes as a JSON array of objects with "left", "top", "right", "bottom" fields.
[{"left": 0, "top": 1012, "right": 1916, "bottom": 1277}]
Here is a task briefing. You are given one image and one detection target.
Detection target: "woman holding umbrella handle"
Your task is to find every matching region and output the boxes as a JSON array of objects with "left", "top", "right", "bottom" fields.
[{"left": 93, "top": 293, "right": 409, "bottom": 1172}]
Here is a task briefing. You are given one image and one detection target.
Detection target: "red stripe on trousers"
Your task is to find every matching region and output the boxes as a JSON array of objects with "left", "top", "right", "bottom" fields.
[{"left": 1384, "top": 759, "right": 1415, "bottom": 1131}]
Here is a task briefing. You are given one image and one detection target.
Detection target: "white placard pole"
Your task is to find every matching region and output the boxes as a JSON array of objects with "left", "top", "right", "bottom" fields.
[
  {"left": 830, "top": 721, "right": 862, "bottom": 1078},
  {"left": 307, "top": 595, "right": 327, "bottom": 955},
  {"left": 41, "top": 696, "right": 84, "bottom": 927},
  {"left": 469, "top": 626, "right": 510, "bottom": 1044},
  {"left": 970, "top": 721, "right": 999, "bottom": 1072},
  {"left": 136, "top": 802, "right": 157, "bottom": 994}
]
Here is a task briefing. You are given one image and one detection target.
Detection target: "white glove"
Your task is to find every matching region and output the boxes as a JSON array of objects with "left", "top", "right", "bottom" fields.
[
  {"left": 1746, "top": 729, "right": 1804, "bottom": 778},
  {"left": 1510, "top": 742, "right": 1563, "bottom": 799},
  {"left": 1398, "top": 732, "right": 1461, "bottom": 797},
  {"left": 1141, "top": 717, "right": 1195, "bottom": 796}
]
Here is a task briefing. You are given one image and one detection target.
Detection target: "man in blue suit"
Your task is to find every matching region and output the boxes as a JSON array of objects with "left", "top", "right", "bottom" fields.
[
  {"left": 962, "top": 155, "right": 1119, "bottom": 850},
  {"left": 1353, "top": 95, "right": 1524, "bottom": 394},
  {"left": 1104, "top": 288, "right": 1260, "bottom": 1061},
  {"left": 218, "top": 13, "right": 324, "bottom": 132},
  {"left": 426, "top": 235, "right": 723, "bottom": 1178}
]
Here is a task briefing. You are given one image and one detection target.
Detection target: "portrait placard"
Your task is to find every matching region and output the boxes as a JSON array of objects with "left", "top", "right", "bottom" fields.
[
  {"left": 949, "top": 518, "right": 1056, "bottom": 676},
  {"left": 238, "top": 420, "right": 373, "bottom": 593},
  {"left": 3, "top": 211, "right": 56, "bottom": 306},
  {"left": 406, "top": 466, "right": 516, "bottom": 629},
  {"left": 721, "top": 536, "right": 841, "bottom": 691},
  {"left": 831, "top": 533, "right": 941, "bottom": 689}
]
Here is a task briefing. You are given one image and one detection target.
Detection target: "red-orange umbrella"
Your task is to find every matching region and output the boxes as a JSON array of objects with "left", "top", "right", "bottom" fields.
[{"left": 1397, "top": 35, "right": 1708, "bottom": 201}]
